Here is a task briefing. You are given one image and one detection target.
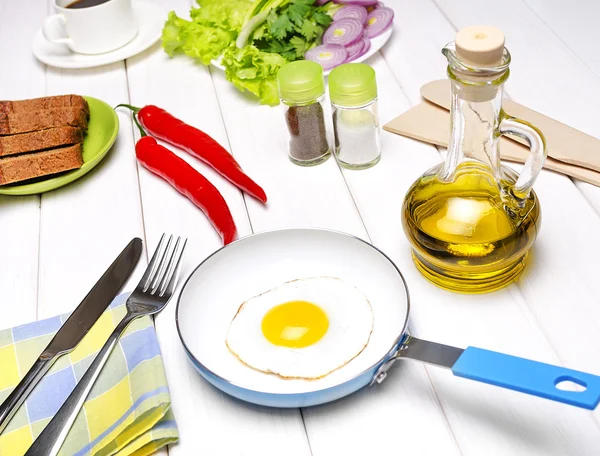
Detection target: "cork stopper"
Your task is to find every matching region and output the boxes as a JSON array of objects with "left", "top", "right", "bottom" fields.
[{"left": 455, "top": 26, "right": 505, "bottom": 67}]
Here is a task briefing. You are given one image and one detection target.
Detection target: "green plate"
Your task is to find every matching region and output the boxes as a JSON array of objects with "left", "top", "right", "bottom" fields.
[{"left": 0, "top": 96, "right": 119, "bottom": 196}]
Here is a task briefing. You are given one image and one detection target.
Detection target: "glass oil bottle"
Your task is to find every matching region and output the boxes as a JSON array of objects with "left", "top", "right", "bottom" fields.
[{"left": 402, "top": 26, "right": 547, "bottom": 293}]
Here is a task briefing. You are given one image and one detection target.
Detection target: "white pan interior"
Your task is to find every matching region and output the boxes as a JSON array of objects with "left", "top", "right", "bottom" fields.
[{"left": 177, "top": 229, "right": 409, "bottom": 395}]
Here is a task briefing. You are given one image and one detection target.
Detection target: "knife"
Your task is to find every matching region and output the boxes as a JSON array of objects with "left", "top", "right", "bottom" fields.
[{"left": 0, "top": 237, "right": 143, "bottom": 434}]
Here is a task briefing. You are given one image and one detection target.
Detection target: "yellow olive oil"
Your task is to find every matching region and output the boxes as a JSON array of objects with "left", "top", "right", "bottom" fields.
[{"left": 402, "top": 162, "right": 540, "bottom": 293}]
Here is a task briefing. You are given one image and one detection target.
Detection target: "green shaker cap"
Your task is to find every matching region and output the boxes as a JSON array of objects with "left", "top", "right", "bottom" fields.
[
  {"left": 329, "top": 63, "right": 377, "bottom": 107},
  {"left": 277, "top": 60, "right": 325, "bottom": 103}
]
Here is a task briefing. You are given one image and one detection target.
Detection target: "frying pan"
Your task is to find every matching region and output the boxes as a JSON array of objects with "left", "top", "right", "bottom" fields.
[{"left": 176, "top": 229, "right": 600, "bottom": 409}]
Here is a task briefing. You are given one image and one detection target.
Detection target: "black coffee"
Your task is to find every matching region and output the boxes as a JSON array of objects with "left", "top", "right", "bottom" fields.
[{"left": 66, "top": 0, "right": 110, "bottom": 9}]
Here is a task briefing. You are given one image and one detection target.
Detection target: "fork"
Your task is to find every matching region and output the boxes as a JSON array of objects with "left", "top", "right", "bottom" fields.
[{"left": 25, "top": 234, "right": 187, "bottom": 456}]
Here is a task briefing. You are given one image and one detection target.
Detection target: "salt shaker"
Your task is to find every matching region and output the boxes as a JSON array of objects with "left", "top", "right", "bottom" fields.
[
  {"left": 329, "top": 63, "right": 380, "bottom": 169},
  {"left": 277, "top": 61, "right": 331, "bottom": 166}
]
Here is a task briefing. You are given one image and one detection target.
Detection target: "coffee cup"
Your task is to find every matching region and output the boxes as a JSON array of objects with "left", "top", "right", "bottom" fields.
[{"left": 42, "top": 0, "right": 137, "bottom": 55}]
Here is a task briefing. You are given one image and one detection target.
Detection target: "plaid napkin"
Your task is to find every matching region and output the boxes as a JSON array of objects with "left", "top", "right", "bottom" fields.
[{"left": 0, "top": 293, "right": 178, "bottom": 456}]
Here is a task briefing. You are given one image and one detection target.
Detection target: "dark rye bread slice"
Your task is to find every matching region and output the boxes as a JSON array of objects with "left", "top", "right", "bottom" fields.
[
  {"left": 0, "top": 126, "right": 83, "bottom": 157},
  {"left": 0, "top": 144, "right": 83, "bottom": 185},
  {"left": 0, "top": 95, "right": 89, "bottom": 118},
  {"left": 0, "top": 107, "right": 88, "bottom": 135}
]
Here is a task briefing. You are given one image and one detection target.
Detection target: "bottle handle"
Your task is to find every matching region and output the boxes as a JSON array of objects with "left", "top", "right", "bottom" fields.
[{"left": 498, "top": 114, "right": 547, "bottom": 202}]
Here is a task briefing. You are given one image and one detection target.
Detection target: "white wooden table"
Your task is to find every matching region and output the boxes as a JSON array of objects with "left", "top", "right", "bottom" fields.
[{"left": 3, "top": 0, "right": 600, "bottom": 455}]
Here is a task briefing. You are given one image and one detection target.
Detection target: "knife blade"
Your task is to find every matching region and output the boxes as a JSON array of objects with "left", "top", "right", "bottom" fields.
[{"left": 0, "top": 237, "right": 143, "bottom": 434}]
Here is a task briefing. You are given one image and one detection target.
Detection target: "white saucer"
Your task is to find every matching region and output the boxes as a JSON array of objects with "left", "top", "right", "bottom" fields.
[
  {"left": 33, "top": 1, "right": 165, "bottom": 69},
  {"left": 211, "top": 28, "right": 393, "bottom": 77}
]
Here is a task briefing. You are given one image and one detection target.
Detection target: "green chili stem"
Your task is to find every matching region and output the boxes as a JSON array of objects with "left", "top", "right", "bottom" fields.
[
  {"left": 114, "top": 103, "right": 146, "bottom": 137},
  {"left": 114, "top": 103, "right": 141, "bottom": 113},
  {"left": 132, "top": 114, "right": 146, "bottom": 137}
]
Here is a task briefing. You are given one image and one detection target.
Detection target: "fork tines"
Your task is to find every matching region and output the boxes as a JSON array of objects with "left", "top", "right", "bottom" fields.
[{"left": 138, "top": 234, "right": 187, "bottom": 297}]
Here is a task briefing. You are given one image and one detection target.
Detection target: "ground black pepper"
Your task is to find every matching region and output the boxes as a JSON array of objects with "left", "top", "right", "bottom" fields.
[{"left": 285, "top": 103, "right": 330, "bottom": 163}]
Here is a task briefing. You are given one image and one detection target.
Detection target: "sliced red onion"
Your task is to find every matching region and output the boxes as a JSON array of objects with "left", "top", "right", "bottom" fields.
[
  {"left": 365, "top": 6, "right": 394, "bottom": 38},
  {"left": 333, "top": 0, "right": 379, "bottom": 5},
  {"left": 305, "top": 44, "right": 348, "bottom": 70},
  {"left": 366, "top": 1, "right": 384, "bottom": 11},
  {"left": 323, "top": 18, "right": 364, "bottom": 47},
  {"left": 334, "top": 5, "right": 368, "bottom": 24},
  {"left": 345, "top": 36, "right": 371, "bottom": 62}
]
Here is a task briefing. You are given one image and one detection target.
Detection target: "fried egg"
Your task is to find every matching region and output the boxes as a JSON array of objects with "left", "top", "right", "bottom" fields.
[{"left": 225, "top": 277, "right": 373, "bottom": 380}]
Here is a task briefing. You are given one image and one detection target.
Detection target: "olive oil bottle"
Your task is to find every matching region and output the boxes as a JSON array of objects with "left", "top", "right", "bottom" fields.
[{"left": 402, "top": 26, "right": 547, "bottom": 293}]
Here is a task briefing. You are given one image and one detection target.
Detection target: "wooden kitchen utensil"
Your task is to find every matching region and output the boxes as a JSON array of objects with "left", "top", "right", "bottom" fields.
[
  {"left": 420, "top": 79, "right": 600, "bottom": 173},
  {"left": 384, "top": 101, "right": 600, "bottom": 187}
]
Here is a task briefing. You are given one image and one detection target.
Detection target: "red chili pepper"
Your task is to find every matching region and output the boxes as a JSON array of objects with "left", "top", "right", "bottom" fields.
[
  {"left": 117, "top": 104, "right": 267, "bottom": 204},
  {"left": 134, "top": 128, "right": 237, "bottom": 245}
]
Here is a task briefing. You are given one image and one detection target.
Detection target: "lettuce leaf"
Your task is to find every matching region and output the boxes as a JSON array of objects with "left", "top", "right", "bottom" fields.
[
  {"left": 162, "top": 13, "right": 235, "bottom": 65},
  {"left": 221, "top": 44, "right": 287, "bottom": 106},
  {"left": 162, "top": 0, "right": 253, "bottom": 65},
  {"left": 163, "top": 0, "right": 311, "bottom": 105},
  {"left": 162, "top": 11, "right": 190, "bottom": 57},
  {"left": 190, "top": 0, "right": 252, "bottom": 32}
]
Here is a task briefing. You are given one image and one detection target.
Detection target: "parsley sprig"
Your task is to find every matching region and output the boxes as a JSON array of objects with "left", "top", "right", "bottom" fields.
[{"left": 252, "top": 0, "right": 333, "bottom": 61}]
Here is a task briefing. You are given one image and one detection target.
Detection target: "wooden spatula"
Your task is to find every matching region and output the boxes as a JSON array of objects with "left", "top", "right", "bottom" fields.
[
  {"left": 383, "top": 101, "right": 600, "bottom": 187},
  {"left": 420, "top": 79, "right": 600, "bottom": 173}
]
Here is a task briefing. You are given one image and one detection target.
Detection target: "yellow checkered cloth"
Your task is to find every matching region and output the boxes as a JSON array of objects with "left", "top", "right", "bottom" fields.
[{"left": 0, "top": 293, "right": 178, "bottom": 456}]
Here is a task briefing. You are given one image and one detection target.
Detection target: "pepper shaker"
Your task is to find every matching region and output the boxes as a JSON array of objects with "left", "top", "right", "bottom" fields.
[
  {"left": 329, "top": 63, "right": 381, "bottom": 169},
  {"left": 277, "top": 61, "right": 331, "bottom": 166}
]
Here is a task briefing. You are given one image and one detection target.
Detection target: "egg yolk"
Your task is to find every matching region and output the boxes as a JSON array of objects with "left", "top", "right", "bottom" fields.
[{"left": 261, "top": 301, "right": 329, "bottom": 348}]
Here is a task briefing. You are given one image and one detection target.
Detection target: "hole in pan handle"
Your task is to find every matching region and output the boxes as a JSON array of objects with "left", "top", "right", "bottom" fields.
[{"left": 391, "top": 336, "right": 600, "bottom": 410}]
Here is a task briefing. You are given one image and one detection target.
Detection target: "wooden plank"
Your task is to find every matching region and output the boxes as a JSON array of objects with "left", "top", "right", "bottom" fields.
[
  {"left": 522, "top": 0, "right": 600, "bottom": 215},
  {"left": 524, "top": 0, "right": 600, "bottom": 79},
  {"left": 381, "top": 0, "right": 600, "bottom": 219},
  {"left": 433, "top": 0, "right": 600, "bottom": 215},
  {"left": 0, "top": 0, "right": 48, "bottom": 329},
  {"left": 348, "top": 1, "right": 600, "bottom": 454},
  {"left": 379, "top": 0, "right": 453, "bottom": 106},
  {"left": 209, "top": 71, "right": 367, "bottom": 237},
  {"left": 5, "top": 1, "right": 600, "bottom": 455},
  {"left": 37, "top": 62, "right": 146, "bottom": 318},
  {"left": 365, "top": 52, "right": 600, "bottom": 455},
  {"left": 210, "top": 48, "right": 460, "bottom": 456},
  {"left": 0, "top": 198, "right": 39, "bottom": 328},
  {"left": 434, "top": 0, "right": 600, "bottom": 382},
  {"left": 124, "top": 0, "right": 310, "bottom": 452}
]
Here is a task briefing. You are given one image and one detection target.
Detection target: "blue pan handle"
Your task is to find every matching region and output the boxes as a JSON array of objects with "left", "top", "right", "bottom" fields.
[
  {"left": 452, "top": 347, "right": 600, "bottom": 410},
  {"left": 392, "top": 337, "right": 600, "bottom": 410}
]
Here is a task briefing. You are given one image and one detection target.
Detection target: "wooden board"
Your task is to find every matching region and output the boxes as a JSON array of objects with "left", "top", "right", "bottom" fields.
[{"left": 1, "top": 0, "right": 599, "bottom": 454}]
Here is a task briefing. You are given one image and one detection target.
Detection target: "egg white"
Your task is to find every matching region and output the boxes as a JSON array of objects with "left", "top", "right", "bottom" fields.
[{"left": 226, "top": 277, "right": 374, "bottom": 380}]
